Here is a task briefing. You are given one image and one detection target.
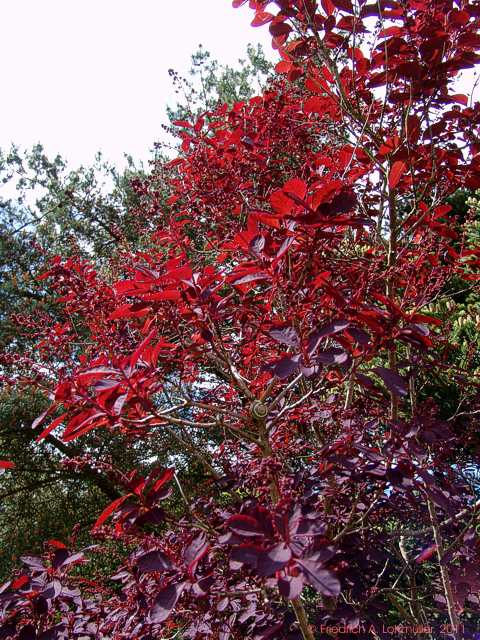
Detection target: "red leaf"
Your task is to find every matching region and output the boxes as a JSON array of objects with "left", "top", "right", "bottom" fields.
[
  {"left": 172, "top": 120, "right": 192, "bottom": 128},
  {"left": 108, "top": 304, "right": 151, "bottom": 320},
  {"left": 415, "top": 544, "right": 438, "bottom": 563},
  {"left": 35, "top": 413, "right": 67, "bottom": 443},
  {"left": 0, "top": 460, "right": 15, "bottom": 470},
  {"left": 283, "top": 177, "right": 307, "bottom": 200},
  {"left": 31, "top": 407, "right": 51, "bottom": 431},
  {"left": 93, "top": 494, "right": 131, "bottom": 530},
  {"left": 150, "top": 468, "right": 175, "bottom": 497},
  {"left": 130, "top": 328, "right": 157, "bottom": 368},
  {"left": 48, "top": 539, "right": 67, "bottom": 549},
  {"left": 251, "top": 11, "right": 274, "bottom": 26},
  {"left": 321, "top": 0, "right": 336, "bottom": 16},
  {"left": 63, "top": 411, "right": 107, "bottom": 442},
  {"left": 406, "top": 115, "right": 421, "bottom": 143},
  {"left": 250, "top": 211, "right": 282, "bottom": 229},
  {"left": 269, "top": 21, "right": 291, "bottom": 37},
  {"left": 275, "top": 60, "right": 293, "bottom": 74},
  {"left": 450, "top": 94, "right": 468, "bottom": 106},
  {"left": 231, "top": 271, "right": 271, "bottom": 286},
  {"left": 388, "top": 161, "right": 407, "bottom": 189},
  {"left": 77, "top": 367, "right": 118, "bottom": 381},
  {"left": 227, "top": 515, "right": 262, "bottom": 537},
  {"left": 304, "top": 96, "right": 325, "bottom": 114},
  {"left": 331, "top": 0, "right": 354, "bottom": 13},
  {"left": 458, "top": 32, "right": 480, "bottom": 48},
  {"left": 379, "top": 26, "right": 404, "bottom": 37},
  {"left": 270, "top": 189, "right": 295, "bottom": 215},
  {"left": 139, "top": 290, "right": 181, "bottom": 302},
  {"left": 12, "top": 575, "right": 29, "bottom": 589}
]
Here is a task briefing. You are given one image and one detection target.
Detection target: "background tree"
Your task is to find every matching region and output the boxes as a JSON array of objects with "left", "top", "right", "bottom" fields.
[{"left": 166, "top": 43, "right": 273, "bottom": 123}]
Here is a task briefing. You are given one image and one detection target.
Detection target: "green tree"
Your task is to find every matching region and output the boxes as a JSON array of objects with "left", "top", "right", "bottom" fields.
[{"left": 166, "top": 43, "right": 273, "bottom": 123}]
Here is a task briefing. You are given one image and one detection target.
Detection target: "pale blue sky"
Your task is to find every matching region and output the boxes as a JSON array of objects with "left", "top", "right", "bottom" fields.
[{"left": 0, "top": 0, "right": 274, "bottom": 168}]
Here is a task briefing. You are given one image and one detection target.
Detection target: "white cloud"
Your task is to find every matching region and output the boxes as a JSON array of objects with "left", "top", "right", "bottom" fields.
[{"left": 0, "top": 0, "right": 274, "bottom": 168}]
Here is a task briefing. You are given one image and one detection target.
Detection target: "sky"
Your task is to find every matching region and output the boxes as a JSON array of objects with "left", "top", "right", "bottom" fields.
[{"left": 0, "top": 0, "right": 275, "bottom": 170}]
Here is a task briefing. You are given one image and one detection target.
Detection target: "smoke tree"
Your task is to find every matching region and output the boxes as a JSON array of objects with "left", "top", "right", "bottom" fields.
[{"left": 2, "top": 0, "right": 480, "bottom": 638}]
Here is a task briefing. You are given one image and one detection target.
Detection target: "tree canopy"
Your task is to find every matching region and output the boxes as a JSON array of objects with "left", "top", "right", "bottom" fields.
[{"left": 1, "top": 2, "right": 480, "bottom": 640}]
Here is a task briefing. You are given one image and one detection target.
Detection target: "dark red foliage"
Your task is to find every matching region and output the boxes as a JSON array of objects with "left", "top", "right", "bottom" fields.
[{"left": 2, "top": 0, "right": 480, "bottom": 638}]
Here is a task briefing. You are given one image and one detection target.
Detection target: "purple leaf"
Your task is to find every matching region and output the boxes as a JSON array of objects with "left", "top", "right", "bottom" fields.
[
  {"left": 184, "top": 532, "right": 210, "bottom": 576},
  {"left": 219, "top": 613, "right": 237, "bottom": 640},
  {"left": 20, "top": 556, "right": 45, "bottom": 571},
  {"left": 52, "top": 549, "right": 69, "bottom": 569},
  {"left": 60, "top": 552, "right": 85, "bottom": 567},
  {"left": 426, "top": 486, "right": 455, "bottom": 514},
  {"left": 355, "top": 372, "right": 381, "bottom": 393},
  {"left": 253, "top": 621, "right": 284, "bottom": 639},
  {"left": 414, "top": 323, "right": 429, "bottom": 335},
  {"left": 184, "top": 532, "right": 207, "bottom": 565},
  {"left": 232, "top": 272, "right": 270, "bottom": 286},
  {"left": 316, "top": 348, "right": 349, "bottom": 365},
  {"left": 256, "top": 543, "right": 292, "bottom": 576},
  {"left": 268, "top": 326, "right": 300, "bottom": 348},
  {"left": 18, "top": 626, "right": 37, "bottom": 640},
  {"left": 230, "top": 544, "right": 263, "bottom": 568},
  {"left": 308, "top": 319, "right": 350, "bottom": 353},
  {"left": 135, "top": 507, "right": 165, "bottom": 527},
  {"left": 39, "top": 630, "right": 61, "bottom": 640},
  {"left": 217, "top": 597, "right": 229, "bottom": 612},
  {"left": 346, "top": 327, "right": 370, "bottom": 346},
  {"left": 300, "top": 364, "right": 321, "bottom": 378},
  {"left": 41, "top": 580, "right": 62, "bottom": 600},
  {"left": 149, "top": 581, "right": 186, "bottom": 623},
  {"left": 33, "top": 595, "right": 48, "bottom": 615},
  {"left": 192, "top": 574, "right": 214, "bottom": 596},
  {"left": 278, "top": 575, "right": 304, "bottom": 599},
  {"left": 268, "top": 355, "right": 300, "bottom": 380},
  {"left": 373, "top": 367, "right": 408, "bottom": 397},
  {"left": 0, "top": 625, "right": 17, "bottom": 639},
  {"left": 218, "top": 531, "right": 242, "bottom": 545},
  {"left": 304, "top": 546, "right": 336, "bottom": 564},
  {"left": 137, "top": 550, "right": 174, "bottom": 573},
  {"left": 295, "top": 517, "right": 326, "bottom": 537},
  {"left": 238, "top": 601, "right": 257, "bottom": 623},
  {"left": 297, "top": 559, "right": 341, "bottom": 596},
  {"left": 249, "top": 235, "right": 265, "bottom": 257}
]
